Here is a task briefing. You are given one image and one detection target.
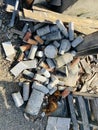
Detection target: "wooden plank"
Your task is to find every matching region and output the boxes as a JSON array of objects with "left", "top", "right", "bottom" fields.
[
  {"left": 73, "top": 92, "right": 98, "bottom": 98},
  {"left": 77, "top": 96, "right": 90, "bottom": 130},
  {"left": 68, "top": 94, "right": 79, "bottom": 130},
  {"left": 21, "top": 6, "right": 98, "bottom": 35}
]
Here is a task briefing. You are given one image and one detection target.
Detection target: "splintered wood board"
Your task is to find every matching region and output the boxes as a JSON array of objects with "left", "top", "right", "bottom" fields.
[
  {"left": 22, "top": 6, "right": 98, "bottom": 35},
  {"left": 6, "top": 5, "right": 98, "bottom": 34}
]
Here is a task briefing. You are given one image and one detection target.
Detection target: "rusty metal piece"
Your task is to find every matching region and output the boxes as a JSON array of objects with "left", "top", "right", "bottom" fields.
[{"left": 43, "top": 101, "right": 58, "bottom": 115}]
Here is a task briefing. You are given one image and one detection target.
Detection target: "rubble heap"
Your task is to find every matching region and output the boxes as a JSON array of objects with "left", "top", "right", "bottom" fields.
[{"left": 1, "top": 7, "right": 98, "bottom": 129}]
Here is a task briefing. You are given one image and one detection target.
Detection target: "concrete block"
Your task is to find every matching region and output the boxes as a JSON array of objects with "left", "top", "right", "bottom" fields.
[
  {"left": 49, "top": 87, "right": 57, "bottom": 95},
  {"left": 36, "top": 51, "right": 44, "bottom": 57},
  {"left": 71, "top": 36, "right": 84, "bottom": 47},
  {"left": 37, "top": 25, "right": 50, "bottom": 36},
  {"left": 2, "top": 41, "right": 15, "bottom": 61},
  {"left": 22, "top": 23, "right": 29, "bottom": 34},
  {"left": 32, "top": 81, "right": 49, "bottom": 94},
  {"left": 9, "top": 0, "right": 19, "bottom": 27},
  {"left": 44, "top": 45, "right": 57, "bottom": 58},
  {"left": 28, "top": 45, "right": 38, "bottom": 59},
  {"left": 68, "top": 22, "right": 74, "bottom": 41},
  {"left": 33, "top": 23, "right": 45, "bottom": 32},
  {"left": 46, "top": 117, "right": 70, "bottom": 130},
  {"left": 34, "top": 35, "right": 44, "bottom": 44},
  {"left": 10, "top": 59, "right": 38, "bottom": 77},
  {"left": 56, "top": 20, "right": 68, "bottom": 38},
  {"left": 23, "top": 59, "right": 38, "bottom": 68},
  {"left": 46, "top": 31, "right": 62, "bottom": 41},
  {"left": 53, "top": 41, "right": 60, "bottom": 48},
  {"left": 23, "top": 82, "right": 30, "bottom": 101},
  {"left": 54, "top": 53, "right": 73, "bottom": 68},
  {"left": 12, "top": 92, "right": 24, "bottom": 107},
  {"left": 40, "top": 68, "right": 50, "bottom": 78},
  {"left": 58, "top": 86, "right": 66, "bottom": 91},
  {"left": 25, "top": 89, "right": 44, "bottom": 115},
  {"left": 11, "top": 28, "right": 24, "bottom": 38},
  {"left": 34, "top": 74, "right": 48, "bottom": 83},
  {"left": 50, "top": 25, "right": 58, "bottom": 32},
  {"left": 59, "top": 39, "right": 71, "bottom": 54},
  {"left": 70, "top": 50, "right": 77, "bottom": 57},
  {"left": 47, "top": 79, "right": 59, "bottom": 89},
  {"left": 46, "top": 58, "right": 56, "bottom": 69},
  {"left": 23, "top": 70, "right": 34, "bottom": 78}
]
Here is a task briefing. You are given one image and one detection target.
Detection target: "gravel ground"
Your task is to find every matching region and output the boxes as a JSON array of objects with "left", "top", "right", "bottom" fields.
[{"left": 0, "top": 0, "right": 98, "bottom": 130}]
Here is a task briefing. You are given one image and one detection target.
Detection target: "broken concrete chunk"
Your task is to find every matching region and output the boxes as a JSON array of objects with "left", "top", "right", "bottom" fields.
[
  {"left": 36, "top": 51, "right": 44, "bottom": 57},
  {"left": 56, "top": 20, "right": 68, "bottom": 38},
  {"left": 58, "top": 86, "right": 66, "bottom": 91},
  {"left": 25, "top": 89, "right": 44, "bottom": 115},
  {"left": 2, "top": 41, "right": 15, "bottom": 61},
  {"left": 23, "top": 70, "right": 34, "bottom": 78},
  {"left": 34, "top": 74, "right": 48, "bottom": 83},
  {"left": 47, "top": 79, "right": 59, "bottom": 89},
  {"left": 10, "top": 62, "right": 27, "bottom": 77},
  {"left": 50, "top": 25, "right": 59, "bottom": 32},
  {"left": 23, "top": 82, "right": 30, "bottom": 101},
  {"left": 12, "top": 92, "right": 24, "bottom": 107},
  {"left": 22, "top": 23, "right": 29, "bottom": 34},
  {"left": 49, "top": 87, "right": 57, "bottom": 95},
  {"left": 10, "top": 59, "right": 38, "bottom": 77},
  {"left": 46, "top": 58, "right": 56, "bottom": 69},
  {"left": 70, "top": 50, "right": 77, "bottom": 57},
  {"left": 54, "top": 53, "right": 73, "bottom": 68},
  {"left": 33, "top": 23, "right": 45, "bottom": 32},
  {"left": 32, "top": 81, "right": 49, "bottom": 94},
  {"left": 44, "top": 45, "right": 57, "bottom": 58},
  {"left": 71, "top": 36, "right": 84, "bottom": 47},
  {"left": 11, "top": 28, "right": 24, "bottom": 38},
  {"left": 46, "top": 117, "right": 70, "bottom": 130},
  {"left": 28, "top": 45, "right": 38, "bottom": 59},
  {"left": 40, "top": 68, "right": 50, "bottom": 78},
  {"left": 68, "top": 22, "right": 74, "bottom": 41},
  {"left": 53, "top": 41, "right": 60, "bottom": 48},
  {"left": 37, "top": 25, "right": 50, "bottom": 36},
  {"left": 59, "top": 39, "right": 71, "bottom": 54},
  {"left": 46, "top": 31, "right": 62, "bottom": 41}
]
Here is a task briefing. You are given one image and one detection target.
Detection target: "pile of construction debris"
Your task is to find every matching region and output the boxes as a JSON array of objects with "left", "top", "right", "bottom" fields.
[{"left": 1, "top": 3, "right": 98, "bottom": 130}]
